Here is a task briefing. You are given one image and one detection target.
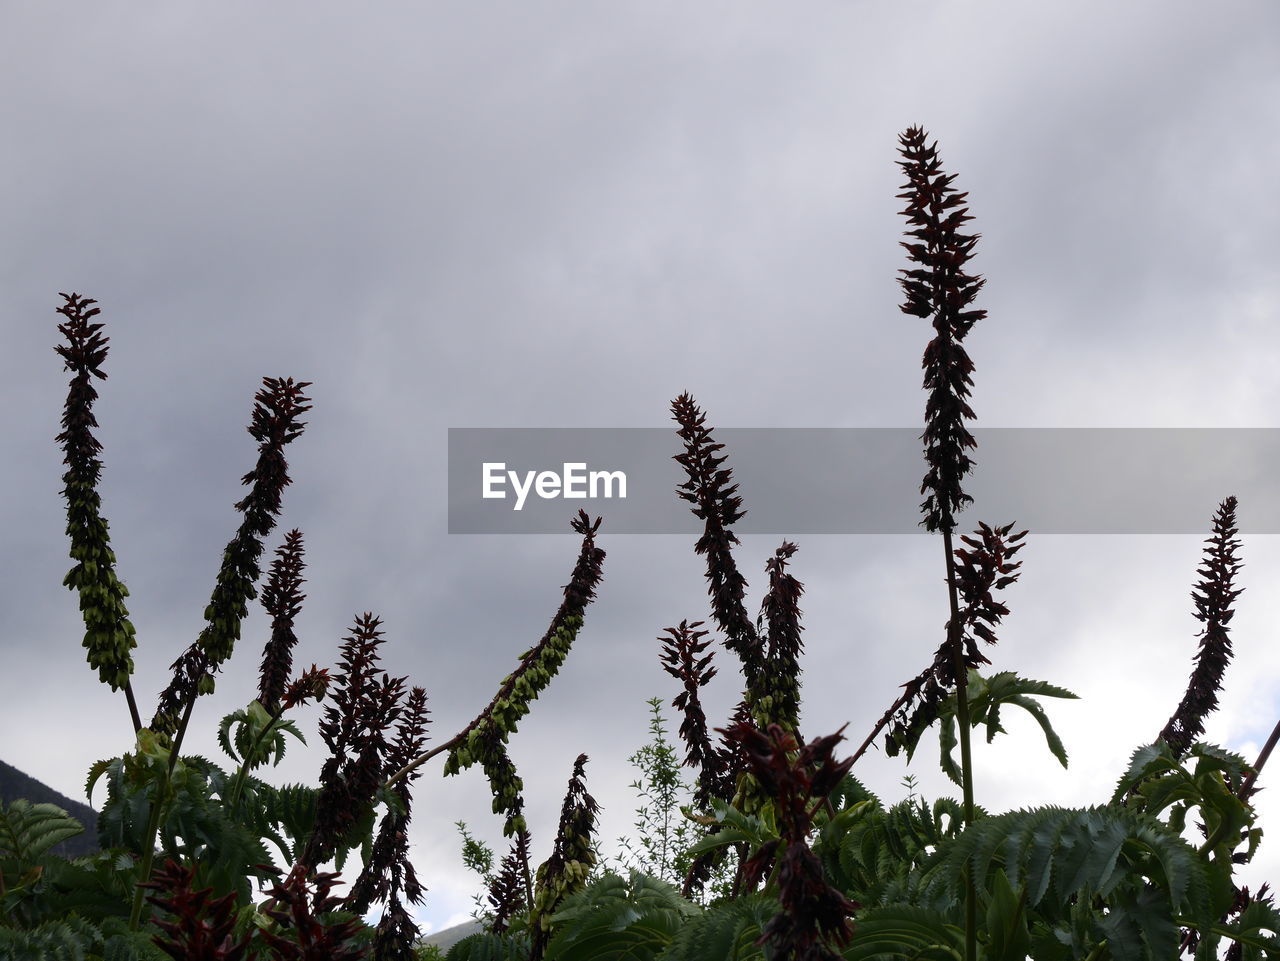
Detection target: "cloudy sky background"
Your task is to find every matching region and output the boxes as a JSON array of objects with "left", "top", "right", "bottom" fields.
[{"left": 4, "top": 2, "right": 1279, "bottom": 937}]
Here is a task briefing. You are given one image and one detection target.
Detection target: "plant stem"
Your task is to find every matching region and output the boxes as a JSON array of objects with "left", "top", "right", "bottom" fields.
[
  {"left": 128, "top": 693, "right": 197, "bottom": 931},
  {"left": 383, "top": 737, "right": 459, "bottom": 792},
  {"left": 943, "top": 525, "right": 977, "bottom": 961},
  {"left": 229, "top": 706, "right": 286, "bottom": 810},
  {"left": 1196, "top": 714, "right": 1280, "bottom": 858},
  {"left": 1239, "top": 713, "right": 1280, "bottom": 800},
  {"left": 127, "top": 777, "right": 167, "bottom": 931},
  {"left": 849, "top": 686, "right": 916, "bottom": 766},
  {"left": 124, "top": 680, "right": 142, "bottom": 735}
]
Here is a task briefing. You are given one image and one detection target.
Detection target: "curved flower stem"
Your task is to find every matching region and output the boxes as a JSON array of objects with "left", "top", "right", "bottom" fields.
[{"left": 383, "top": 738, "right": 458, "bottom": 792}]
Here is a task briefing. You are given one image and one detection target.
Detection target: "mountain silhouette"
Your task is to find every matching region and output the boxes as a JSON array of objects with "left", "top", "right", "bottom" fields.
[{"left": 0, "top": 758, "right": 100, "bottom": 859}]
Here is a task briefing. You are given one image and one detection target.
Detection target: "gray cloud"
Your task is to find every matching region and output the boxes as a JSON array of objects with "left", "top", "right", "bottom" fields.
[{"left": 3, "top": 0, "right": 1278, "bottom": 935}]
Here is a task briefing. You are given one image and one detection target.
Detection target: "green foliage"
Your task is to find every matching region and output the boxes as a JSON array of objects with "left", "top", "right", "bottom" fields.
[
  {"left": 922, "top": 670, "right": 1077, "bottom": 788},
  {"left": 445, "top": 930, "right": 532, "bottom": 961},
  {"left": 813, "top": 779, "right": 969, "bottom": 909},
  {"left": 0, "top": 800, "right": 85, "bottom": 868},
  {"left": 456, "top": 819, "right": 498, "bottom": 925},
  {"left": 88, "top": 734, "right": 361, "bottom": 914},
  {"left": 656, "top": 892, "right": 774, "bottom": 961},
  {"left": 0, "top": 801, "right": 140, "bottom": 932},
  {"left": 443, "top": 616, "right": 585, "bottom": 838},
  {"left": 0, "top": 903, "right": 165, "bottom": 961},
  {"left": 0, "top": 914, "right": 97, "bottom": 961},
  {"left": 982, "top": 870, "right": 1030, "bottom": 961},
  {"left": 92, "top": 753, "right": 271, "bottom": 904},
  {"left": 1112, "top": 741, "right": 1258, "bottom": 857},
  {"left": 920, "top": 805, "right": 1215, "bottom": 960},
  {"left": 0, "top": 800, "right": 90, "bottom": 926},
  {"left": 219, "top": 699, "right": 307, "bottom": 773},
  {"left": 614, "top": 698, "right": 716, "bottom": 896},
  {"left": 1217, "top": 895, "right": 1280, "bottom": 961},
  {"left": 839, "top": 904, "right": 965, "bottom": 960},
  {"left": 685, "top": 796, "right": 779, "bottom": 866},
  {"left": 540, "top": 870, "right": 700, "bottom": 960}
]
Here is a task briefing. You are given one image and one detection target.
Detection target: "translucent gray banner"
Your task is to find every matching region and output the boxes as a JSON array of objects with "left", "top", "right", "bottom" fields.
[{"left": 447, "top": 428, "right": 1280, "bottom": 534}]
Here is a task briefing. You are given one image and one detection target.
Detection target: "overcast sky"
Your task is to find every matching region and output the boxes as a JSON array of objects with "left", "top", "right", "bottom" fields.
[{"left": 4, "top": 1, "right": 1280, "bottom": 937}]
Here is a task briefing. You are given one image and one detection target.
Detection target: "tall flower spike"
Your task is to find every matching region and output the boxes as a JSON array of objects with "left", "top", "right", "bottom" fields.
[
  {"left": 947, "top": 522, "right": 1028, "bottom": 678},
  {"left": 258, "top": 529, "right": 307, "bottom": 712},
  {"left": 280, "top": 664, "right": 330, "bottom": 712},
  {"left": 54, "top": 294, "right": 140, "bottom": 724},
  {"left": 659, "top": 620, "right": 743, "bottom": 900},
  {"left": 487, "top": 829, "right": 532, "bottom": 934},
  {"left": 678, "top": 694, "right": 754, "bottom": 900},
  {"left": 671, "top": 394, "right": 761, "bottom": 676},
  {"left": 658, "top": 621, "right": 723, "bottom": 803},
  {"left": 258, "top": 866, "right": 366, "bottom": 961},
  {"left": 304, "top": 613, "right": 408, "bottom": 869},
  {"left": 151, "top": 377, "right": 312, "bottom": 737},
  {"left": 1159, "top": 496, "right": 1243, "bottom": 758},
  {"left": 432, "top": 512, "right": 605, "bottom": 841},
  {"left": 753, "top": 541, "right": 805, "bottom": 738},
  {"left": 142, "top": 858, "right": 253, "bottom": 961},
  {"left": 719, "top": 722, "right": 859, "bottom": 959},
  {"left": 529, "top": 754, "right": 600, "bottom": 961},
  {"left": 347, "top": 685, "right": 430, "bottom": 915},
  {"left": 897, "top": 127, "right": 986, "bottom": 533},
  {"left": 851, "top": 521, "right": 1027, "bottom": 766}
]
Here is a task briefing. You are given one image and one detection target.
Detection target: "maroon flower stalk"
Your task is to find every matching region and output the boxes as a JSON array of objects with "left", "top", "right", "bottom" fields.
[
  {"left": 852, "top": 521, "right": 1026, "bottom": 765},
  {"left": 152, "top": 377, "right": 312, "bottom": 741},
  {"left": 670, "top": 396, "right": 817, "bottom": 882},
  {"left": 658, "top": 620, "right": 748, "bottom": 899},
  {"left": 940, "top": 521, "right": 1029, "bottom": 685},
  {"left": 897, "top": 126, "right": 985, "bottom": 535},
  {"left": 896, "top": 133, "right": 989, "bottom": 961},
  {"left": 679, "top": 702, "right": 759, "bottom": 902},
  {"left": 721, "top": 722, "right": 859, "bottom": 961},
  {"left": 142, "top": 859, "right": 254, "bottom": 961},
  {"left": 390, "top": 512, "right": 605, "bottom": 854},
  {"left": 754, "top": 542, "right": 805, "bottom": 739},
  {"left": 258, "top": 865, "right": 366, "bottom": 960},
  {"left": 54, "top": 293, "right": 142, "bottom": 732},
  {"left": 529, "top": 754, "right": 601, "bottom": 961},
  {"left": 487, "top": 829, "right": 532, "bottom": 934},
  {"left": 347, "top": 686, "right": 430, "bottom": 919},
  {"left": 1160, "top": 496, "right": 1243, "bottom": 758},
  {"left": 370, "top": 902, "right": 419, "bottom": 961},
  {"left": 659, "top": 621, "right": 725, "bottom": 806},
  {"left": 671, "top": 393, "right": 761, "bottom": 680},
  {"left": 258, "top": 530, "right": 307, "bottom": 713},
  {"left": 280, "top": 665, "right": 331, "bottom": 712},
  {"left": 303, "top": 613, "right": 408, "bottom": 870}
]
